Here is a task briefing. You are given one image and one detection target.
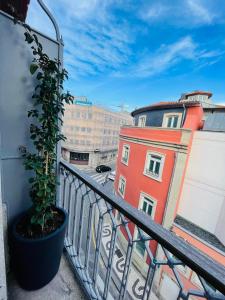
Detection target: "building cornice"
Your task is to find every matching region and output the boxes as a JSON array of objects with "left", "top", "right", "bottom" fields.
[
  {"left": 119, "top": 135, "right": 189, "bottom": 153},
  {"left": 62, "top": 145, "right": 118, "bottom": 153},
  {"left": 131, "top": 102, "right": 200, "bottom": 116},
  {"left": 122, "top": 125, "right": 191, "bottom": 132}
]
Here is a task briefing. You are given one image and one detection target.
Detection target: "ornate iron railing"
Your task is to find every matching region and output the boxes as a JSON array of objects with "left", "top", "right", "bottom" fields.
[{"left": 59, "top": 160, "right": 225, "bottom": 300}]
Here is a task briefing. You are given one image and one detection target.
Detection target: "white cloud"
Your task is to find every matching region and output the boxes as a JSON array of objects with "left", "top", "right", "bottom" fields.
[
  {"left": 123, "top": 36, "right": 197, "bottom": 78},
  {"left": 144, "top": 3, "right": 169, "bottom": 20},
  {"left": 27, "top": 0, "right": 134, "bottom": 77},
  {"left": 26, "top": 1, "right": 224, "bottom": 80},
  {"left": 140, "top": 0, "right": 221, "bottom": 27},
  {"left": 187, "top": 0, "right": 214, "bottom": 24},
  {"left": 113, "top": 36, "right": 224, "bottom": 78}
]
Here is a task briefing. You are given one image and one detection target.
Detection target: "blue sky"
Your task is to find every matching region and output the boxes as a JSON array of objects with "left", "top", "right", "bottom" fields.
[{"left": 27, "top": 0, "right": 225, "bottom": 111}]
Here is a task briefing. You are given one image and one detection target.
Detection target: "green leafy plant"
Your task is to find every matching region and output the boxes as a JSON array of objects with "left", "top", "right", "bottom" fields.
[{"left": 22, "top": 26, "right": 73, "bottom": 235}]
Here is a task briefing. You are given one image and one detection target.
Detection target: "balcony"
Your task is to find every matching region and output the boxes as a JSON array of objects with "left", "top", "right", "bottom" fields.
[
  {"left": 2, "top": 161, "right": 225, "bottom": 299},
  {"left": 8, "top": 160, "right": 225, "bottom": 299},
  {"left": 1, "top": 4, "right": 225, "bottom": 300},
  {"left": 53, "top": 160, "right": 224, "bottom": 299},
  {"left": 8, "top": 255, "right": 86, "bottom": 300}
]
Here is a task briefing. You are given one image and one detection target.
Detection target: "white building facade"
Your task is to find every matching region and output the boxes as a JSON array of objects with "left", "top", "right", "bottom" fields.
[{"left": 62, "top": 102, "right": 133, "bottom": 168}]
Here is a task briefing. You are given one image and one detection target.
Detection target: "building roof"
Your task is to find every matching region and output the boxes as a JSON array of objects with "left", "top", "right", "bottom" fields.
[
  {"left": 204, "top": 106, "right": 225, "bottom": 111},
  {"left": 131, "top": 101, "right": 201, "bottom": 117},
  {"left": 174, "top": 215, "right": 225, "bottom": 253},
  {"left": 184, "top": 90, "right": 212, "bottom": 98}
]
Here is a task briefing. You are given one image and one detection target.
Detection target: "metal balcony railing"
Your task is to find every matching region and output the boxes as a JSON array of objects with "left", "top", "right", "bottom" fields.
[{"left": 59, "top": 160, "right": 225, "bottom": 300}]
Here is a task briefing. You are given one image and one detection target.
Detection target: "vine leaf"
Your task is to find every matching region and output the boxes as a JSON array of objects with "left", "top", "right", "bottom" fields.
[
  {"left": 22, "top": 28, "right": 73, "bottom": 234},
  {"left": 30, "top": 64, "right": 38, "bottom": 75}
]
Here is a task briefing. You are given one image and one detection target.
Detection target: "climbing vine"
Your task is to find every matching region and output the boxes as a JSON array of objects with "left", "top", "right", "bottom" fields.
[{"left": 22, "top": 25, "right": 73, "bottom": 234}]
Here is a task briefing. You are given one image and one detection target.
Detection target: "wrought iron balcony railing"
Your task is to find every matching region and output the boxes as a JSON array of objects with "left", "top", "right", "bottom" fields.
[{"left": 59, "top": 160, "right": 225, "bottom": 300}]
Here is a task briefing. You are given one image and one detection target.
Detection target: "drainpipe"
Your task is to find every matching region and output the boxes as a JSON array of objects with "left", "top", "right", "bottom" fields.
[
  {"left": 154, "top": 151, "right": 178, "bottom": 285},
  {"left": 181, "top": 103, "right": 186, "bottom": 127},
  {"left": 161, "top": 151, "right": 178, "bottom": 229}
]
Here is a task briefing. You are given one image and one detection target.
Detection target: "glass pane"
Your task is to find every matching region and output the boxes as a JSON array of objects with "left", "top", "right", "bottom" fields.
[
  {"left": 149, "top": 160, "right": 154, "bottom": 172},
  {"left": 173, "top": 116, "right": 178, "bottom": 128},
  {"left": 147, "top": 204, "right": 153, "bottom": 216},
  {"left": 142, "top": 201, "right": 147, "bottom": 212},
  {"left": 155, "top": 161, "right": 160, "bottom": 175},
  {"left": 167, "top": 117, "right": 172, "bottom": 127}
]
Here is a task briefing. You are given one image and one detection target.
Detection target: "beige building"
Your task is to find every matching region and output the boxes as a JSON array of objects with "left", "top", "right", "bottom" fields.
[{"left": 61, "top": 101, "right": 133, "bottom": 168}]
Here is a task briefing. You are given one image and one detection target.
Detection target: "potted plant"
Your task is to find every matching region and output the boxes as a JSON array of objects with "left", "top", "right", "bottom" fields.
[{"left": 10, "top": 25, "right": 73, "bottom": 290}]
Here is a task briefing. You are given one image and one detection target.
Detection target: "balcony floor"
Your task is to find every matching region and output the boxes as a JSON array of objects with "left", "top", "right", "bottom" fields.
[{"left": 8, "top": 254, "right": 87, "bottom": 300}]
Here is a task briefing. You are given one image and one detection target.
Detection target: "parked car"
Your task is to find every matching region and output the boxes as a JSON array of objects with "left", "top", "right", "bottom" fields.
[
  {"left": 96, "top": 165, "right": 111, "bottom": 173},
  {"left": 108, "top": 171, "right": 116, "bottom": 181}
]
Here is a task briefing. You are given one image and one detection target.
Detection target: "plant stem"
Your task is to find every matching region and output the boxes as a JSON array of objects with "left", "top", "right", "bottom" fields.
[{"left": 45, "top": 151, "right": 49, "bottom": 175}]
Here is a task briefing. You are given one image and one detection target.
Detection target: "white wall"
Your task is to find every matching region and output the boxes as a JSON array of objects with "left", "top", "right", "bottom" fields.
[
  {"left": 0, "top": 12, "right": 60, "bottom": 223},
  {"left": 178, "top": 131, "right": 225, "bottom": 244},
  {"left": 216, "top": 201, "right": 225, "bottom": 245}
]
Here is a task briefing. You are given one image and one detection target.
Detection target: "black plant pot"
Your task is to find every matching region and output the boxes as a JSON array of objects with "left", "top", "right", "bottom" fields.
[{"left": 10, "top": 207, "right": 68, "bottom": 290}]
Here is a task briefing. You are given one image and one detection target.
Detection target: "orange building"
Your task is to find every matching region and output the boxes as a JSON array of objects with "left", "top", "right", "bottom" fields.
[
  {"left": 115, "top": 96, "right": 204, "bottom": 255},
  {"left": 115, "top": 91, "right": 225, "bottom": 298}
]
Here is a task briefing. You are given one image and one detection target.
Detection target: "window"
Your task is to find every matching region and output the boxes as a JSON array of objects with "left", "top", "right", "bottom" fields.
[
  {"left": 75, "top": 111, "right": 80, "bottom": 118},
  {"left": 118, "top": 176, "right": 126, "bottom": 197},
  {"left": 70, "top": 152, "right": 89, "bottom": 161},
  {"left": 167, "top": 115, "right": 178, "bottom": 128},
  {"left": 162, "top": 113, "right": 182, "bottom": 128},
  {"left": 82, "top": 112, "right": 87, "bottom": 119},
  {"left": 136, "top": 193, "right": 156, "bottom": 256},
  {"left": 121, "top": 144, "right": 130, "bottom": 165},
  {"left": 138, "top": 115, "right": 146, "bottom": 127},
  {"left": 144, "top": 151, "right": 165, "bottom": 181}
]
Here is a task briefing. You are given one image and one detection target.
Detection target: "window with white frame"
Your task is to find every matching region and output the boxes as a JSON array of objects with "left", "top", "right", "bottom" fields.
[
  {"left": 121, "top": 144, "right": 130, "bottom": 165},
  {"left": 118, "top": 176, "right": 126, "bottom": 197},
  {"left": 144, "top": 151, "right": 165, "bottom": 181},
  {"left": 136, "top": 193, "right": 156, "bottom": 256},
  {"left": 138, "top": 115, "right": 146, "bottom": 127},
  {"left": 162, "top": 113, "right": 182, "bottom": 128}
]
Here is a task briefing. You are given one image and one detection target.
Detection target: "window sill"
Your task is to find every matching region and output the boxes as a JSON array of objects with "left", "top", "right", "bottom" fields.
[
  {"left": 143, "top": 171, "right": 162, "bottom": 182},
  {"left": 118, "top": 190, "right": 125, "bottom": 198},
  {"left": 121, "top": 159, "right": 128, "bottom": 166}
]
